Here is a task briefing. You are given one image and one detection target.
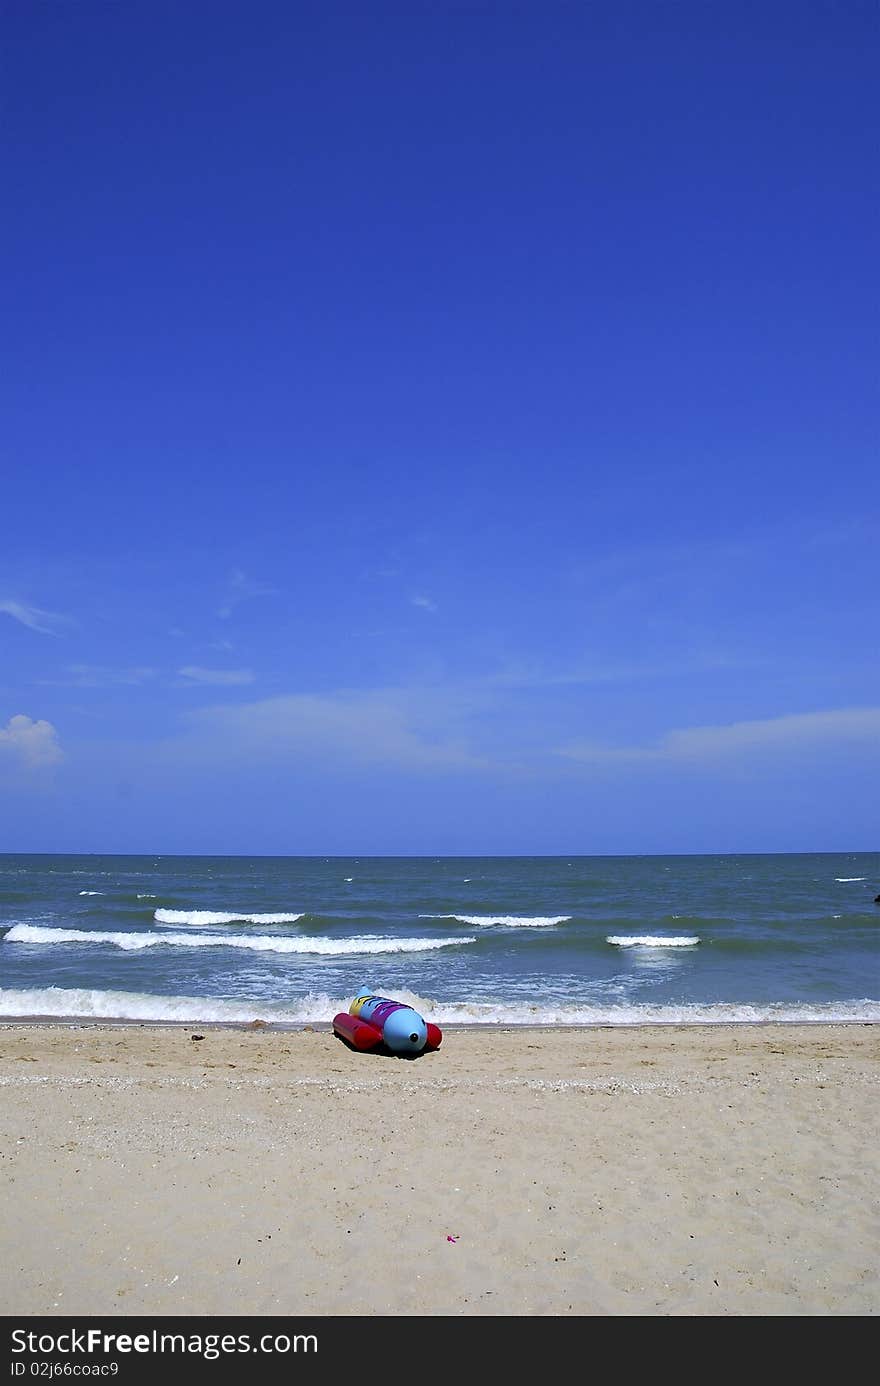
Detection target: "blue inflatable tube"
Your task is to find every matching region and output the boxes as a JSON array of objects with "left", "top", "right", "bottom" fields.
[{"left": 349, "top": 988, "right": 428, "bottom": 1054}]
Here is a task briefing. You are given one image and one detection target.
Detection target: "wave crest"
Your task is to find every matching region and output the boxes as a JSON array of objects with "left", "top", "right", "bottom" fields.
[
  {"left": 419, "top": 914, "right": 570, "bottom": 928},
  {"left": 155, "top": 908, "right": 304, "bottom": 925},
  {"left": 0, "top": 986, "right": 876, "bottom": 1026},
  {"left": 607, "top": 935, "right": 700, "bottom": 947},
  {"left": 4, "top": 924, "right": 473, "bottom": 956}
]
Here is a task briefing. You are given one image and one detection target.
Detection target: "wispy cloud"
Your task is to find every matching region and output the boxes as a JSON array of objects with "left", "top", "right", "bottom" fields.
[
  {"left": 0, "top": 714, "right": 63, "bottom": 768},
  {"left": 0, "top": 599, "right": 68, "bottom": 637},
  {"left": 178, "top": 666, "right": 256, "bottom": 687},
  {"left": 558, "top": 706, "right": 880, "bottom": 765},
  {"left": 411, "top": 594, "right": 438, "bottom": 613},
  {"left": 217, "top": 569, "right": 277, "bottom": 620},
  {"left": 39, "top": 665, "right": 157, "bottom": 688},
  {"left": 180, "top": 688, "right": 488, "bottom": 772},
  {"left": 483, "top": 651, "right": 756, "bottom": 692}
]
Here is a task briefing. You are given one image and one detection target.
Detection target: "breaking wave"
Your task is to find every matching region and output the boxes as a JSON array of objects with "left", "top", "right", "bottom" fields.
[
  {"left": 420, "top": 914, "right": 570, "bottom": 928},
  {"left": 3, "top": 925, "right": 474, "bottom": 956},
  {"left": 0, "top": 986, "right": 876, "bottom": 1026},
  {"left": 607, "top": 935, "right": 700, "bottom": 947},
  {"left": 155, "top": 908, "right": 304, "bottom": 925}
]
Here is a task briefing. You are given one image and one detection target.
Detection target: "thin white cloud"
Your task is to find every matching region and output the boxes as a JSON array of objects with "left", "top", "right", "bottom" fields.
[
  {"left": 217, "top": 569, "right": 277, "bottom": 619},
  {"left": 0, "top": 714, "right": 63, "bottom": 767},
  {"left": 0, "top": 599, "right": 67, "bottom": 637},
  {"left": 39, "top": 665, "right": 157, "bottom": 688},
  {"left": 178, "top": 666, "right": 256, "bottom": 686},
  {"left": 558, "top": 706, "right": 880, "bottom": 765},
  {"left": 484, "top": 651, "right": 755, "bottom": 692},
  {"left": 181, "top": 689, "right": 487, "bottom": 771},
  {"left": 411, "top": 594, "right": 438, "bottom": 613}
]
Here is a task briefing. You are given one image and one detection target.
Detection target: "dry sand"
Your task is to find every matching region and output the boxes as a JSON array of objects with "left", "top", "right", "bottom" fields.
[{"left": 0, "top": 1022, "right": 877, "bottom": 1316}]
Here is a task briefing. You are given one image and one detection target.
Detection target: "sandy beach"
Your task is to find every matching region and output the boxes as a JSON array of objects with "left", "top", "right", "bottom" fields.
[{"left": 1, "top": 1022, "right": 877, "bottom": 1317}]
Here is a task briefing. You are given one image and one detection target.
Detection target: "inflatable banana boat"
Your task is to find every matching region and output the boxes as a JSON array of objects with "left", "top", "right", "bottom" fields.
[{"left": 333, "top": 989, "right": 442, "bottom": 1055}]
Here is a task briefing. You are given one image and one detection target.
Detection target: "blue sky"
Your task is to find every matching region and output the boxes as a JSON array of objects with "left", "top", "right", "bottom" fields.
[{"left": 2, "top": 1, "right": 877, "bottom": 854}]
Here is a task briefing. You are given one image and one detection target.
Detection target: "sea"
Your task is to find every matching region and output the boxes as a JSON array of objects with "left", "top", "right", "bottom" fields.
[{"left": 0, "top": 852, "right": 878, "bottom": 1027}]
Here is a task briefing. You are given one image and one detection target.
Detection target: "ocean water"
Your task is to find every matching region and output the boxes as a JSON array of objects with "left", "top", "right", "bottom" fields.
[{"left": 0, "top": 853, "right": 878, "bottom": 1026}]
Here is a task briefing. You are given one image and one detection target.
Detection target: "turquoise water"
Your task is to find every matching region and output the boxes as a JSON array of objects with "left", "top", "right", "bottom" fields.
[{"left": 0, "top": 852, "right": 877, "bottom": 1024}]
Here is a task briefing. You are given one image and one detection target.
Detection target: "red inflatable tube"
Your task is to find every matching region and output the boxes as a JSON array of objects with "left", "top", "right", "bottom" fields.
[
  {"left": 333, "top": 1011, "right": 444, "bottom": 1051},
  {"left": 332, "top": 1012, "right": 383, "bottom": 1050}
]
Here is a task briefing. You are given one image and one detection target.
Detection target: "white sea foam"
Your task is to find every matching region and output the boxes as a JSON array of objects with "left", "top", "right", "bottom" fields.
[
  {"left": 607, "top": 935, "right": 700, "bottom": 947},
  {"left": 78, "top": 891, "right": 104, "bottom": 896},
  {"left": 155, "top": 908, "right": 304, "bottom": 925},
  {"left": 137, "top": 894, "right": 157, "bottom": 899},
  {"left": 419, "top": 914, "right": 570, "bottom": 928},
  {"left": 0, "top": 985, "right": 876, "bottom": 1026},
  {"left": 0, "top": 986, "right": 349, "bottom": 1024},
  {"left": 4, "top": 925, "right": 473, "bottom": 956},
  {"left": 835, "top": 877, "right": 866, "bottom": 882},
  {"left": 411, "top": 997, "right": 880, "bottom": 1026}
]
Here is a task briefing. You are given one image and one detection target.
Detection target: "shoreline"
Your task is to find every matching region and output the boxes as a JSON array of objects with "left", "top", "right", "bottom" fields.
[
  {"left": 2, "top": 1022, "right": 878, "bottom": 1315},
  {"left": 1, "top": 1014, "right": 878, "bottom": 1031}
]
